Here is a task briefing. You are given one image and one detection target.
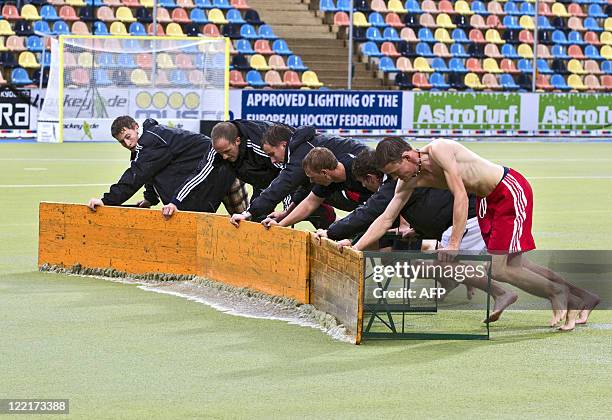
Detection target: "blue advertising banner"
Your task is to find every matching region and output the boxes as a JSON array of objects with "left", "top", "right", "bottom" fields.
[{"left": 241, "top": 90, "right": 402, "bottom": 130}]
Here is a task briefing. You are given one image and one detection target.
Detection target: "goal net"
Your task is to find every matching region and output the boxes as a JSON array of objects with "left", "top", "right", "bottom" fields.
[{"left": 38, "top": 35, "right": 229, "bottom": 143}]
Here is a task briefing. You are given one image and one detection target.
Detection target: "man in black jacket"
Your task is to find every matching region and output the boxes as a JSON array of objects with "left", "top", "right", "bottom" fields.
[
  {"left": 87, "top": 117, "right": 247, "bottom": 214},
  {"left": 163, "top": 119, "right": 286, "bottom": 217},
  {"left": 229, "top": 125, "right": 369, "bottom": 227}
]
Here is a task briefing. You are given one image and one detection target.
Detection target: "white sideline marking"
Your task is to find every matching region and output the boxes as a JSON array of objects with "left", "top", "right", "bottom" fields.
[
  {"left": 0, "top": 183, "right": 109, "bottom": 188},
  {"left": 24, "top": 168, "right": 47, "bottom": 171}
]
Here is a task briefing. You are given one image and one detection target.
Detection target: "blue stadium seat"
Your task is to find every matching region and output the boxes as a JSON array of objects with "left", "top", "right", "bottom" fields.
[
  {"left": 366, "top": 27, "right": 383, "bottom": 42},
  {"left": 272, "top": 39, "right": 292, "bottom": 55},
  {"left": 448, "top": 58, "right": 467, "bottom": 73},
  {"left": 213, "top": 0, "right": 232, "bottom": 9},
  {"left": 117, "top": 54, "right": 137, "bottom": 68},
  {"left": 518, "top": 59, "right": 533, "bottom": 73},
  {"left": 129, "top": 22, "right": 146, "bottom": 35},
  {"left": 227, "top": 9, "right": 245, "bottom": 23},
  {"left": 568, "top": 31, "right": 585, "bottom": 45},
  {"left": 551, "top": 74, "right": 570, "bottom": 90},
  {"left": 52, "top": 20, "right": 70, "bottom": 36},
  {"left": 405, "top": 0, "right": 422, "bottom": 14},
  {"left": 500, "top": 74, "right": 519, "bottom": 90},
  {"left": 240, "top": 24, "right": 259, "bottom": 39},
  {"left": 190, "top": 8, "right": 208, "bottom": 23},
  {"left": 416, "top": 42, "right": 435, "bottom": 57},
  {"left": 537, "top": 16, "right": 554, "bottom": 30},
  {"left": 588, "top": 4, "right": 606, "bottom": 18},
  {"left": 383, "top": 27, "right": 401, "bottom": 42},
  {"left": 170, "top": 69, "right": 189, "bottom": 85},
  {"left": 258, "top": 24, "right": 278, "bottom": 39},
  {"left": 369, "top": 12, "right": 385, "bottom": 27},
  {"left": 504, "top": 1, "right": 520, "bottom": 15},
  {"left": 287, "top": 55, "right": 308, "bottom": 70},
  {"left": 501, "top": 44, "right": 520, "bottom": 59},
  {"left": 11, "top": 67, "right": 33, "bottom": 85},
  {"left": 537, "top": 59, "right": 553, "bottom": 74},
  {"left": 552, "top": 30, "right": 568, "bottom": 45},
  {"left": 418, "top": 28, "right": 435, "bottom": 43},
  {"left": 451, "top": 29, "right": 469, "bottom": 43},
  {"left": 33, "top": 20, "right": 53, "bottom": 36},
  {"left": 236, "top": 39, "right": 254, "bottom": 54},
  {"left": 246, "top": 70, "right": 266, "bottom": 87},
  {"left": 585, "top": 45, "right": 602, "bottom": 60},
  {"left": 584, "top": 17, "right": 602, "bottom": 32},
  {"left": 431, "top": 57, "right": 449, "bottom": 72},
  {"left": 159, "top": 0, "right": 177, "bottom": 8},
  {"left": 378, "top": 57, "right": 398, "bottom": 72},
  {"left": 360, "top": 41, "right": 383, "bottom": 57},
  {"left": 195, "top": 0, "right": 213, "bottom": 8},
  {"left": 336, "top": 0, "right": 352, "bottom": 12},
  {"left": 602, "top": 61, "right": 612, "bottom": 74},
  {"left": 450, "top": 43, "right": 469, "bottom": 57},
  {"left": 94, "top": 69, "right": 112, "bottom": 86},
  {"left": 93, "top": 21, "right": 109, "bottom": 35},
  {"left": 319, "top": 0, "right": 338, "bottom": 12},
  {"left": 96, "top": 53, "right": 114, "bottom": 67},
  {"left": 519, "top": 2, "right": 534, "bottom": 16},
  {"left": 551, "top": 44, "right": 570, "bottom": 59},
  {"left": 430, "top": 72, "right": 449, "bottom": 89},
  {"left": 40, "top": 5, "right": 59, "bottom": 21},
  {"left": 26, "top": 36, "right": 43, "bottom": 52},
  {"left": 471, "top": 1, "right": 487, "bottom": 15},
  {"left": 503, "top": 16, "right": 522, "bottom": 30},
  {"left": 122, "top": 38, "right": 142, "bottom": 51}
]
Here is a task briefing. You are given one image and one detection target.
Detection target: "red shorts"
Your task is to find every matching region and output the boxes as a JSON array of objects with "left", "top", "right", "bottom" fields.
[{"left": 476, "top": 168, "right": 536, "bottom": 254}]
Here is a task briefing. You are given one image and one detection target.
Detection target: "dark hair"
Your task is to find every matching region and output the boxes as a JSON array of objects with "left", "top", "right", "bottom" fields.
[
  {"left": 352, "top": 149, "right": 383, "bottom": 181},
  {"left": 211, "top": 122, "right": 239, "bottom": 144},
  {"left": 302, "top": 147, "right": 338, "bottom": 172},
  {"left": 375, "top": 137, "right": 412, "bottom": 168},
  {"left": 262, "top": 125, "right": 293, "bottom": 147},
  {"left": 111, "top": 116, "right": 137, "bottom": 138}
]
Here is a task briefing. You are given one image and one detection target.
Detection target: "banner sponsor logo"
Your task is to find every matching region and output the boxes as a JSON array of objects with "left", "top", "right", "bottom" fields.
[
  {"left": 242, "top": 91, "right": 402, "bottom": 129},
  {"left": 132, "top": 90, "right": 225, "bottom": 120},
  {"left": 413, "top": 92, "right": 521, "bottom": 130},
  {"left": 539, "top": 94, "right": 611, "bottom": 130},
  {"left": 0, "top": 89, "right": 31, "bottom": 130}
]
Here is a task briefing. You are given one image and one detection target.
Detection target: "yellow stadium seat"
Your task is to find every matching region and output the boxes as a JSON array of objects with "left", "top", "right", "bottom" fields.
[
  {"left": 18, "top": 51, "right": 40, "bottom": 68},
  {"left": 519, "top": 15, "right": 534, "bottom": 30},
  {"left": 109, "top": 21, "right": 128, "bottom": 35},
  {"left": 602, "top": 45, "right": 612, "bottom": 60},
  {"left": 485, "top": 29, "right": 505, "bottom": 44},
  {"left": 66, "top": 0, "right": 86, "bottom": 6},
  {"left": 567, "top": 74, "right": 586, "bottom": 91},
  {"left": 387, "top": 0, "right": 407, "bottom": 13},
  {"left": 353, "top": 12, "right": 370, "bottom": 27},
  {"left": 0, "top": 38, "right": 7, "bottom": 51},
  {"left": 208, "top": 8, "right": 228, "bottom": 24},
  {"left": 78, "top": 52, "right": 93, "bottom": 68},
  {"left": 436, "top": 13, "right": 456, "bottom": 29},
  {"left": 455, "top": 0, "right": 473, "bottom": 15},
  {"left": 551, "top": 3, "right": 570, "bottom": 17},
  {"left": 116, "top": 6, "right": 136, "bottom": 22},
  {"left": 165, "top": 22, "right": 184, "bottom": 36},
  {"left": 156, "top": 53, "right": 175, "bottom": 69},
  {"left": 250, "top": 54, "right": 270, "bottom": 70},
  {"left": 605, "top": 18, "right": 612, "bottom": 32},
  {"left": 302, "top": 70, "right": 324, "bottom": 88},
  {"left": 434, "top": 28, "right": 453, "bottom": 43},
  {"left": 483, "top": 58, "right": 502, "bottom": 73},
  {"left": 21, "top": 4, "right": 41, "bottom": 20},
  {"left": 413, "top": 57, "right": 433, "bottom": 72},
  {"left": 464, "top": 72, "right": 484, "bottom": 89},
  {"left": 130, "top": 69, "right": 150, "bottom": 86},
  {"left": 518, "top": 43, "right": 533, "bottom": 58},
  {"left": 140, "top": 0, "right": 153, "bottom": 6},
  {"left": 0, "top": 20, "right": 15, "bottom": 36},
  {"left": 567, "top": 59, "right": 586, "bottom": 75},
  {"left": 601, "top": 31, "right": 611, "bottom": 46}
]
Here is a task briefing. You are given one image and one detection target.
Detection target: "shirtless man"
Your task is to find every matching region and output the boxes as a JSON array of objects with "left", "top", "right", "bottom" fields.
[{"left": 349, "top": 137, "right": 599, "bottom": 331}]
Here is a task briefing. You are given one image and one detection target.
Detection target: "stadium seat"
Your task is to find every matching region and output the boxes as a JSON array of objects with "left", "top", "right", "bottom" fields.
[
  {"left": 586, "top": 45, "right": 603, "bottom": 60},
  {"left": 606, "top": 18, "right": 612, "bottom": 33},
  {"left": 485, "top": 29, "right": 505, "bottom": 44},
  {"left": 551, "top": 2, "right": 570, "bottom": 18},
  {"left": 368, "top": 12, "right": 385, "bottom": 27},
  {"left": 549, "top": 74, "right": 569, "bottom": 90},
  {"left": 420, "top": 13, "right": 436, "bottom": 29},
  {"left": 283, "top": 70, "right": 302, "bottom": 88},
  {"left": 171, "top": 8, "right": 191, "bottom": 23},
  {"left": 263, "top": 70, "right": 285, "bottom": 88},
  {"left": 455, "top": 0, "right": 473, "bottom": 15},
  {"left": 360, "top": 41, "right": 383, "bottom": 57},
  {"left": 168, "top": 69, "right": 189, "bottom": 85},
  {"left": 412, "top": 72, "right": 432, "bottom": 89},
  {"left": 487, "top": 1, "right": 503, "bottom": 15},
  {"left": 96, "top": 52, "right": 114, "bottom": 68},
  {"left": 0, "top": 19, "right": 14, "bottom": 36},
  {"left": 26, "top": 35, "right": 43, "bottom": 52},
  {"left": 240, "top": 23, "right": 258, "bottom": 39},
  {"left": 431, "top": 57, "right": 448, "bottom": 72},
  {"left": 500, "top": 73, "right": 519, "bottom": 89},
  {"left": 213, "top": 0, "right": 231, "bottom": 9},
  {"left": 568, "top": 31, "right": 585, "bottom": 45},
  {"left": 249, "top": 53, "right": 269, "bottom": 70},
  {"left": 109, "top": 21, "right": 128, "bottom": 35},
  {"left": 414, "top": 56, "right": 433, "bottom": 72},
  {"left": 396, "top": 57, "right": 413, "bottom": 72},
  {"left": 603, "top": 61, "right": 612, "bottom": 74},
  {"left": 383, "top": 27, "right": 401, "bottom": 42},
  {"left": 11, "top": 67, "right": 33, "bottom": 84},
  {"left": 231, "top": 53, "right": 250, "bottom": 70},
  {"left": 93, "top": 69, "right": 112, "bottom": 86},
  {"left": 385, "top": 12, "right": 404, "bottom": 28},
  {"left": 602, "top": 75, "right": 612, "bottom": 91},
  {"left": 500, "top": 58, "right": 519, "bottom": 73},
  {"left": 71, "top": 68, "right": 91, "bottom": 86},
  {"left": 381, "top": 41, "right": 400, "bottom": 57},
  {"left": 484, "top": 44, "right": 502, "bottom": 59},
  {"left": 584, "top": 59, "right": 602, "bottom": 75},
  {"left": 537, "top": 44, "right": 552, "bottom": 60},
  {"left": 567, "top": 3, "right": 585, "bottom": 17},
  {"left": 584, "top": 18, "right": 602, "bottom": 33},
  {"left": 378, "top": 56, "right": 398, "bottom": 72},
  {"left": 147, "top": 23, "right": 165, "bottom": 35},
  {"left": 537, "top": 59, "right": 553, "bottom": 74},
  {"left": 53, "top": 20, "right": 70, "bottom": 35},
  {"left": 437, "top": 13, "right": 456, "bottom": 30},
  {"left": 501, "top": 44, "right": 520, "bottom": 59},
  {"left": 520, "top": 2, "right": 535, "bottom": 16},
  {"left": 156, "top": 53, "right": 174, "bottom": 69},
  {"left": 470, "top": 15, "right": 488, "bottom": 30},
  {"left": 450, "top": 43, "right": 469, "bottom": 57},
  {"left": 288, "top": 55, "right": 308, "bottom": 71},
  {"left": 333, "top": 11, "right": 349, "bottom": 26},
  {"left": 231, "top": 0, "right": 249, "bottom": 9},
  {"left": 451, "top": 29, "right": 469, "bottom": 43},
  {"left": 130, "top": 68, "right": 150, "bottom": 86},
  {"left": 20, "top": 5, "right": 41, "bottom": 21},
  {"left": 206, "top": 8, "right": 226, "bottom": 24},
  {"left": 352, "top": 12, "right": 370, "bottom": 27},
  {"left": 174, "top": 54, "right": 194, "bottom": 69},
  {"left": 366, "top": 27, "right": 383, "bottom": 42},
  {"left": 226, "top": 9, "right": 244, "bottom": 23},
  {"left": 388, "top": 0, "right": 407, "bottom": 14},
  {"left": 434, "top": 28, "right": 453, "bottom": 44},
  {"left": 14, "top": 20, "right": 33, "bottom": 36},
  {"left": 584, "top": 74, "right": 603, "bottom": 91},
  {"left": 433, "top": 42, "right": 451, "bottom": 58},
  {"left": 421, "top": 0, "right": 437, "bottom": 14},
  {"left": 246, "top": 69, "right": 266, "bottom": 87},
  {"left": 190, "top": 8, "right": 208, "bottom": 23},
  {"left": 466, "top": 58, "right": 484, "bottom": 73},
  {"left": 252, "top": 39, "right": 271, "bottom": 55},
  {"left": 482, "top": 73, "right": 501, "bottom": 90},
  {"left": 585, "top": 31, "right": 602, "bottom": 46},
  {"left": 40, "top": 5, "right": 60, "bottom": 22},
  {"left": 157, "top": 8, "right": 173, "bottom": 23},
  {"left": 517, "top": 73, "right": 532, "bottom": 90},
  {"left": 449, "top": 57, "right": 468, "bottom": 72},
  {"left": 115, "top": 6, "right": 136, "bottom": 22},
  {"left": 158, "top": 0, "right": 177, "bottom": 8},
  {"left": 469, "top": 29, "right": 486, "bottom": 44},
  {"left": 487, "top": 15, "right": 503, "bottom": 30},
  {"left": 18, "top": 50, "right": 39, "bottom": 68},
  {"left": 136, "top": 7, "right": 153, "bottom": 23},
  {"left": 464, "top": 72, "right": 484, "bottom": 89},
  {"left": 518, "top": 44, "right": 534, "bottom": 58},
  {"left": 268, "top": 54, "right": 287, "bottom": 70},
  {"left": 6, "top": 35, "right": 25, "bottom": 52},
  {"left": 483, "top": 57, "right": 502, "bottom": 73},
  {"left": 504, "top": 1, "right": 519, "bottom": 15},
  {"left": 429, "top": 72, "right": 449, "bottom": 89},
  {"left": 244, "top": 9, "right": 261, "bottom": 25},
  {"left": 271, "top": 39, "right": 292, "bottom": 56},
  {"left": 567, "top": 59, "right": 586, "bottom": 75},
  {"left": 2, "top": 4, "right": 21, "bottom": 20},
  {"left": 400, "top": 27, "right": 418, "bottom": 43},
  {"left": 418, "top": 28, "right": 435, "bottom": 43},
  {"left": 568, "top": 17, "right": 586, "bottom": 32},
  {"left": 178, "top": 0, "right": 196, "bottom": 7},
  {"left": 394, "top": 72, "right": 412, "bottom": 89},
  {"left": 518, "top": 58, "right": 533, "bottom": 73},
  {"left": 416, "top": 42, "right": 435, "bottom": 57},
  {"left": 90, "top": 21, "right": 108, "bottom": 35},
  {"left": 165, "top": 22, "right": 183, "bottom": 35},
  {"left": 568, "top": 45, "right": 585, "bottom": 60},
  {"left": 128, "top": 22, "right": 146, "bottom": 35}
]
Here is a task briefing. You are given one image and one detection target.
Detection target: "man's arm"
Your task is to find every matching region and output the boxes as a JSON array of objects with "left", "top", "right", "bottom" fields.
[
  {"left": 428, "top": 144, "right": 468, "bottom": 250},
  {"left": 140, "top": 183, "right": 160, "bottom": 207},
  {"left": 352, "top": 181, "right": 414, "bottom": 251},
  {"left": 265, "top": 192, "right": 325, "bottom": 228}
]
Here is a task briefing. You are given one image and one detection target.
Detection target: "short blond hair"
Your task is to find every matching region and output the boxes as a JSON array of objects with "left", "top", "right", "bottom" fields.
[{"left": 302, "top": 147, "right": 338, "bottom": 173}]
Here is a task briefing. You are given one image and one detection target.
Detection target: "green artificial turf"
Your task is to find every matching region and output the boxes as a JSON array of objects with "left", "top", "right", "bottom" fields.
[{"left": 1, "top": 142, "right": 611, "bottom": 418}]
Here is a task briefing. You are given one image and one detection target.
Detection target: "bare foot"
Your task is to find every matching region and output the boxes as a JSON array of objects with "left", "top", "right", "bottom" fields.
[
  {"left": 484, "top": 291, "right": 518, "bottom": 323},
  {"left": 466, "top": 285, "right": 475, "bottom": 300},
  {"left": 549, "top": 287, "right": 569, "bottom": 327},
  {"left": 550, "top": 310, "right": 567, "bottom": 327},
  {"left": 559, "top": 308, "right": 581, "bottom": 332},
  {"left": 576, "top": 294, "right": 600, "bottom": 325}
]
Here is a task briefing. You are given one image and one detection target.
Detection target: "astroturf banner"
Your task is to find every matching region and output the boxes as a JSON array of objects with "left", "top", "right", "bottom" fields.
[
  {"left": 241, "top": 90, "right": 403, "bottom": 130},
  {"left": 538, "top": 94, "right": 612, "bottom": 131},
  {"left": 412, "top": 92, "right": 521, "bottom": 130}
]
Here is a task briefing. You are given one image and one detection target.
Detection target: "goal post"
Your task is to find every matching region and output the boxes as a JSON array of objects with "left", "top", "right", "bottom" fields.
[{"left": 38, "top": 35, "right": 230, "bottom": 143}]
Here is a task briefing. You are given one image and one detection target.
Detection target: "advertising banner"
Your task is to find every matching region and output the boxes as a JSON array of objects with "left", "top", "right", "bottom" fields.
[
  {"left": 538, "top": 94, "right": 612, "bottom": 131},
  {"left": 0, "top": 88, "right": 32, "bottom": 130},
  {"left": 241, "top": 90, "right": 403, "bottom": 130}
]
